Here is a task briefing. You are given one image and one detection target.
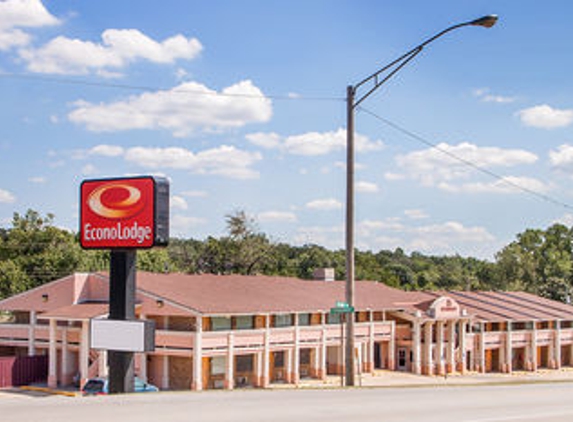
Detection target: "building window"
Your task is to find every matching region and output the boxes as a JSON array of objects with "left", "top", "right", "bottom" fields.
[
  {"left": 235, "top": 355, "right": 253, "bottom": 372},
  {"left": 235, "top": 316, "right": 254, "bottom": 330},
  {"left": 274, "top": 351, "right": 284, "bottom": 368},
  {"left": 211, "top": 356, "right": 225, "bottom": 375},
  {"left": 327, "top": 313, "right": 341, "bottom": 324},
  {"left": 298, "top": 313, "right": 311, "bottom": 326},
  {"left": 274, "top": 314, "right": 292, "bottom": 327},
  {"left": 211, "top": 317, "right": 232, "bottom": 331},
  {"left": 299, "top": 348, "right": 311, "bottom": 365}
]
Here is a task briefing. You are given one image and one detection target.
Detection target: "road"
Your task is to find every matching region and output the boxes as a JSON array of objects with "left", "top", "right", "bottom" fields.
[{"left": 2, "top": 383, "right": 573, "bottom": 422}]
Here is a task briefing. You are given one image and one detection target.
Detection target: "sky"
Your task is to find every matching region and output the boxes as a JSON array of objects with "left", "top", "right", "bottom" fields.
[{"left": 2, "top": 0, "right": 573, "bottom": 261}]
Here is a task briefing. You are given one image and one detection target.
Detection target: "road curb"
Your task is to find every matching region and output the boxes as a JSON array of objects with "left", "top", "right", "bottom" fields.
[{"left": 20, "top": 385, "right": 78, "bottom": 397}]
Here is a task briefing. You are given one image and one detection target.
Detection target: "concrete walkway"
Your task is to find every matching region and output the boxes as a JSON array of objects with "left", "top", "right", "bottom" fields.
[
  {"left": 273, "top": 368, "right": 573, "bottom": 389},
  {"left": 4, "top": 369, "right": 573, "bottom": 398}
]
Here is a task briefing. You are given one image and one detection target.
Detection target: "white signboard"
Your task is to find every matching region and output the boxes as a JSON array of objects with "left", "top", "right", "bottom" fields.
[{"left": 90, "top": 319, "right": 155, "bottom": 352}]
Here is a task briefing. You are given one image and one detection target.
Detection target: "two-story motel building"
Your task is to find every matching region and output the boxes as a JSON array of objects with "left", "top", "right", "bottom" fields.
[{"left": 1, "top": 269, "right": 573, "bottom": 390}]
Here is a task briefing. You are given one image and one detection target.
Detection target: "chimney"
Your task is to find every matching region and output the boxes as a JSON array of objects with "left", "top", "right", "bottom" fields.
[{"left": 313, "top": 268, "right": 335, "bottom": 282}]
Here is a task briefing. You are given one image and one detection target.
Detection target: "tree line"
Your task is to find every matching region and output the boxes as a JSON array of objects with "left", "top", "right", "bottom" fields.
[{"left": 1, "top": 209, "right": 573, "bottom": 303}]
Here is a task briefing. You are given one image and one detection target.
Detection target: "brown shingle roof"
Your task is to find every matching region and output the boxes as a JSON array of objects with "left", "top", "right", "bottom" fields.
[
  {"left": 39, "top": 303, "right": 108, "bottom": 320},
  {"left": 134, "top": 272, "right": 409, "bottom": 315}
]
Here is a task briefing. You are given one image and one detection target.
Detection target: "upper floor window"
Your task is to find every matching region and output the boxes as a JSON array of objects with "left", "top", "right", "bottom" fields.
[
  {"left": 211, "top": 316, "right": 232, "bottom": 331},
  {"left": 274, "top": 314, "right": 293, "bottom": 328},
  {"left": 298, "top": 313, "right": 311, "bottom": 326},
  {"left": 235, "top": 315, "right": 254, "bottom": 330}
]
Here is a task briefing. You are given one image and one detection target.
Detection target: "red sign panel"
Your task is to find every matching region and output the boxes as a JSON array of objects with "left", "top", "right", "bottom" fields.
[{"left": 80, "top": 177, "right": 156, "bottom": 249}]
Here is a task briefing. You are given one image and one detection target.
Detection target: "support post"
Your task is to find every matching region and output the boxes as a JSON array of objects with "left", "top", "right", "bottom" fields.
[
  {"left": 48, "top": 318, "right": 57, "bottom": 388},
  {"left": 192, "top": 316, "right": 203, "bottom": 390},
  {"left": 107, "top": 250, "right": 137, "bottom": 394},
  {"left": 345, "top": 85, "right": 356, "bottom": 387},
  {"left": 28, "top": 310, "right": 37, "bottom": 357}
]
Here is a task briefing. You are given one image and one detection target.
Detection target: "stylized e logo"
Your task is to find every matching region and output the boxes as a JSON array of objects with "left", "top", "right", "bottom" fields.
[{"left": 87, "top": 183, "right": 145, "bottom": 219}]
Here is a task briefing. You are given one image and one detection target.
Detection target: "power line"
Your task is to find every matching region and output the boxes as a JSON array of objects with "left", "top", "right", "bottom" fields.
[
  {"left": 0, "top": 72, "right": 344, "bottom": 102},
  {"left": 358, "top": 105, "right": 573, "bottom": 211}
]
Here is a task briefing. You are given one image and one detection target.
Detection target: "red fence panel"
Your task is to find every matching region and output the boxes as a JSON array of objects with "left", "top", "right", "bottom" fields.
[{"left": 0, "top": 355, "right": 48, "bottom": 388}]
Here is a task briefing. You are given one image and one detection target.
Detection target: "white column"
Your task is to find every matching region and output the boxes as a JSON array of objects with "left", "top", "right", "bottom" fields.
[
  {"left": 193, "top": 317, "right": 203, "bottom": 391},
  {"left": 139, "top": 314, "right": 148, "bottom": 382},
  {"left": 412, "top": 321, "right": 421, "bottom": 375},
  {"left": 312, "top": 346, "right": 320, "bottom": 378},
  {"left": 28, "top": 311, "right": 37, "bottom": 356},
  {"left": 293, "top": 314, "right": 300, "bottom": 385},
  {"left": 48, "top": 319, "right": 57, "bottom": 388},
  {"left": 226, "top": 332, "right": 234, "bottom": 390},
  {"left": 162, "top": 316, "right": 170, "bottom": 390},
  {"left": 161, "top": 355, "right": 170, "bottom": 390},
  {"left": 423, "top": 322, "right": 433, "bottom": 375},
  {"left": 479, "top": 323, "right": 486, "bottom": 373},
  {"left": 554, "top": 320, "right": 562, "bottom": 369},
  {"left": 368, "top": 313, "right": 375, "bottom": 373},
  {"left": 388, "top": 321, "right": 396, "bottom": 370},
  {"left": 256, "top": 351, "right": 263, "bottom": 387},
  {"left": 79, "top": 320, "right": 90, "bottom": 388},
  {"left": 458, "top": 320, "right": 467, "bottom": 374},
  {"left": 99, "top": 350, "right": 108, "bottom": 378},
  {"left": 263, "top": 315, "right": 270, "bottom": 387},
  {"left": 138, "top": 353, "right": 147, "bottom": 382},
  {"left": 320, "top": 317, "right": 327, "bottom": 379},
  {"left": 285, "top": 348, "right": 293, "bottom": 383},
  {"left": 506, "top": 322, "right": 513, "bottom": 373},
  {"left": 61, "top": 326, "right": 70, "bottom": 385},
  {"left": 446, "top": 321, "right": 455, "bottom": 373},
  {"left": 436, "top": 321, "right": 444, "bottom": 375},
  {"left": 531, "top": 323, "right": 538, "bottom": 371}
]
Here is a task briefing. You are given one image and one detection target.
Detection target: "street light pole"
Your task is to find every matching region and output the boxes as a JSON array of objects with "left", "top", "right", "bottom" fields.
[{"left": 344, "top": 15, "right": 498, "bottom": 387}]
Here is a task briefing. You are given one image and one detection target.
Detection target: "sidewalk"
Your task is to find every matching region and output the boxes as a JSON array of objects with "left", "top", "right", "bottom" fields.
[{"left": 275, "top": 368, "right": 573, "bottom": 389}]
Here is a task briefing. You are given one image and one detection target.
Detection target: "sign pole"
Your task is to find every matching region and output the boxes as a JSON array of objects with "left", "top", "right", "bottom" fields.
[
  {"left": 340, "top": 313, "right": 345, "bottom": 387},
  {"left": 108, "top": 250, "right": 136, "bottom": 394}
]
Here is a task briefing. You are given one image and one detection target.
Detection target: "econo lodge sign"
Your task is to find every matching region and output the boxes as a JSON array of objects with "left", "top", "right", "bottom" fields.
[{"left": 80, "top": 176, "right": 169, "bottom": 249}]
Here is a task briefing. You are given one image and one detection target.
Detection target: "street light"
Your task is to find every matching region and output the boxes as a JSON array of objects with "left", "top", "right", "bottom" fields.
[{"left": 344, "top": 15, "right": 498, "bottom": 386}]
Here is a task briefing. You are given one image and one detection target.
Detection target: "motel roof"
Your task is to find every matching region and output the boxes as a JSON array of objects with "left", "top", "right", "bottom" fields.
[
  {"left": 133, "top": 271, "right": 410, "bottom": 315},
  {"left": 1, "top": 271, "right": 573, "bottom": 322}
]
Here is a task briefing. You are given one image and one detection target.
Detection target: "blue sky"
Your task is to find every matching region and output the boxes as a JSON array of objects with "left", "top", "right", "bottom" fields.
[{"left": 2, "top": 0, "right": 573, "bottom": 260}]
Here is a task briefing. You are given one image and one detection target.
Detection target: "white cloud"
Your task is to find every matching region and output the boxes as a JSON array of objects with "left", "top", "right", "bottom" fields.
[
  {"left": 124, "top": 145, "right": 262, "bottom": 180},
  {"left": 258, "top": 211, "right": 297, "bottom": 223},
  {"left": 28, "top": 176, "right": 46, "bottom": 184},
  {"left": 517, "top": 104, "right": 573, "bottom": 129},
  {"left": 293, "top": 225, "right": 344, "bottom": 249},
  {"left": 439, "top": 176, "right": 551, "bottom": 194},
  {"left": 404, "top": 209, "right": 428, "bottom": 220},
  {"left": 473, "top": 88, "right": 515, "bottom": 104},
  {"left": 553, "top": 213, "right": 573, "bottom": 227},
  {"left": 170, "top": 195, "right": 188, "bottom": 211},
  {"left": 181, "top": 190, "right": 208, "bottom": 198},
  {"left": 247, "top": 128, "right": 383, "bottom": 156},
  {"left": 356, "top": 181, "right": 379, "bottom": 193},
  {"left": 0, "top": 0, "right": 60, "bottom": 51},
  {"left": 306, "top": 198, "right": 343, "bottom": 211},
  {"left": 356, "top": 218, "right": 495, "bottom": 257},
  {"left": 384, "top": 172, "right": 405, "bottom": 181},
  {"left": 89, "top": 144, "right": 125, "bottom": 157},
  {"left": 81, "top": 164, "right": 97, "bottom": 175},
  {"left": 549, "top": 144, "right": 573, "bottom": 174},
  {"left": 0, "top": 188, "right": 16, "bottom": 204},
  {"left": 20, "top": 28, "right": 202, "bottom": 75},
  {"left": 171, "top": 214, "right": 207, "bottom": 237},
  {"left": 395, "top": 142, "right": 537, "bottom": 188},
  {"left": 245, "top": 132, "right": 281, "bottom": 149},
  {"left": 68, "top": 80, "right": 272, "bottom": 136}
]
